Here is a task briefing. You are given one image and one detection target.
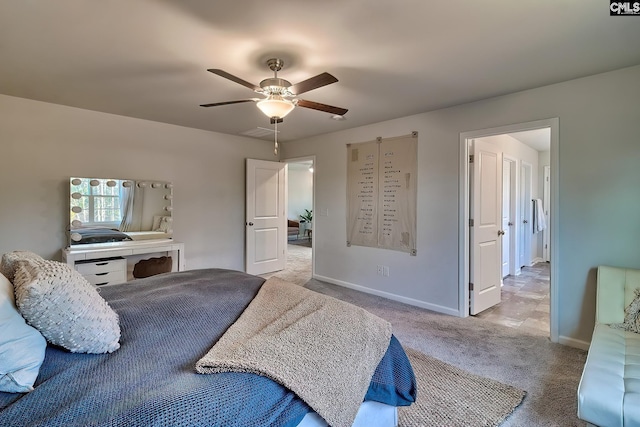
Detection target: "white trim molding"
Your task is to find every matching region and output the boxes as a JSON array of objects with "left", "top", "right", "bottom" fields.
[
  {"left": 313, "top": 274, "right": 460, "bottom": 317},
  {"left": 559, "top": 335, "right": 590, "bottom": 351}
]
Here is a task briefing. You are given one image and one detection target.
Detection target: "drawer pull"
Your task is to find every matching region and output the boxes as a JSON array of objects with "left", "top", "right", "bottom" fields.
[
  {"left": 95, "top": 282, "right": 109, "bottom": 286},
  {"left": 96, "top": 262, "right": 109, "bottom": 266},
  {"left": 95, "top": 272, "right": 109, "bottom": 276}
]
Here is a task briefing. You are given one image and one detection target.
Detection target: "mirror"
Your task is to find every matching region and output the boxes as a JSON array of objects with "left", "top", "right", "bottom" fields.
[{"left": 69, "top": 177, "right": 173, "bottom": 246}]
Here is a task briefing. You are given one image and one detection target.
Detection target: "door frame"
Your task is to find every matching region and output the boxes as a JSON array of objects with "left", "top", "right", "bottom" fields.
[
  {"left": 459, "top": 118, "right": 559, "bottom": 343},
  {"left": 281, "top": 155, "right": 316, "bottom": 278}
]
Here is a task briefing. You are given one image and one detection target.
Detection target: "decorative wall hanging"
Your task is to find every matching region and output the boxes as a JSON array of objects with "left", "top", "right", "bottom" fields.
[{"left": 346, "top": 132, "right": 417, "bottom": 255}]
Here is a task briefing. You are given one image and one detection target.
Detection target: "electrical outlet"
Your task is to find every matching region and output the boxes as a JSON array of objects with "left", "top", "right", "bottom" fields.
[
  {"left": 383, "top": 266, "right": 390, "bottom": 277},
  {"left": 376, "top": 265, "right": 383, "bottom": 275}
]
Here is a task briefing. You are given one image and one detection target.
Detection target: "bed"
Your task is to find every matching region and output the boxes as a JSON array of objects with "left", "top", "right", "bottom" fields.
[{"left": 0, "top": 258, "right": 416, "bottom": 427}]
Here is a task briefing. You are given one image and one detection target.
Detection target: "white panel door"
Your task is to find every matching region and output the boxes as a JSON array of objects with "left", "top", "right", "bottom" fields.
[
  {"left": 245, "top": 159, "right": 287, "bottom": 275},
  {"left": 519, "top": 162, "right": 532, "bottom": 268},
  {"left": 502, "top": 159, "right": 511, "bottom": 278},
  {"left": 470, "top": 140, "right": 503, "bottom": 315}
]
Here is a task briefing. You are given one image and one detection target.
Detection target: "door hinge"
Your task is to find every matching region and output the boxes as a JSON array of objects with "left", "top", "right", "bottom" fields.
[
  {"left": 469, "top": 282, "right": 474, "bottom": 291},
  {"left": 469, "top": 155, "right": 474, "bottom": 163},
  {"left": 469, "top": 218, "right": 474, "bottom": 227}
]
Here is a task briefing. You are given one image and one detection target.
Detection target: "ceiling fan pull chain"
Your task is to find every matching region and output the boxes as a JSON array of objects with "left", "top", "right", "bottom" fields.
[{"left": 274, "top": 120, "right": 278, "bottom": 156}]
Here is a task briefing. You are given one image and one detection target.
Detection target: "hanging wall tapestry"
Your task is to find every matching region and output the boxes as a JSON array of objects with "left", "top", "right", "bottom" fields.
[{"left": 347, "top": 132, "right": 417, "bottom": 255}]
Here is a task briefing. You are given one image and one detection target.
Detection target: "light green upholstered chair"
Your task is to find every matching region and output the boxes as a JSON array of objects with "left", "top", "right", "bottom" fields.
[{"left": 578, "top": 266, "right": 640, "bottom": 427}]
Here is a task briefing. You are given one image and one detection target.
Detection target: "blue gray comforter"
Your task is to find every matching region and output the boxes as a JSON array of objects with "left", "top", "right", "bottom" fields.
[{"left": 0, "top": 268, "right": 415, "bottom": 427}]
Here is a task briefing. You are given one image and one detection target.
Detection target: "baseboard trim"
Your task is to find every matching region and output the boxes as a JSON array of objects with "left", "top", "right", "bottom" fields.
[
  {"left": 312, "top": 274, "right": 460, "bottom": 317},
  {"left": 559, "top": 335, "right": 590, "bottom": 351}
]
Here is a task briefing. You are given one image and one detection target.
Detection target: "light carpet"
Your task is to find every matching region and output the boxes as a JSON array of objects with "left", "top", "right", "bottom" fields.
[
  {"left": 400, "top": 347, "right": 526, "bottom": 427},
  {"left": 288, "top": 238, "right": 312, "bottom": 248},
  {"left": 260, "top": 244, "right": 312, "bottom": 286}
]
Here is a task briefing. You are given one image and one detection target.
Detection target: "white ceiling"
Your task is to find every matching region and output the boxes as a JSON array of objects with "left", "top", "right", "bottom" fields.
[
  {"left": 1, "top": 1, "right": 639, "bottom": 143},
  {"left": 509, "top": 128, "right": 551, "bottom": 152}
]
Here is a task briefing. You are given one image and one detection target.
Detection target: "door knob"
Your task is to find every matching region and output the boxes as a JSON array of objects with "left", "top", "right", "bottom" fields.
[
  {"left": 523, "top": 220, "right": 528, "bottom": 224},
  {"left": 498, "top": 230, "right": 505, "bottom": 236},
  {"left": 246, "top": 222, "right": 254, "bottom": 226},
  {"left": 508, "top": 222, "right": 513, "bottom": 226}
]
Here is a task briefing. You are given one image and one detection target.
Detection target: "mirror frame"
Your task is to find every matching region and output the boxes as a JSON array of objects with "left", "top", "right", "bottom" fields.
[{"left": 69, "top": 177, "right": 173, "bottom": 246}]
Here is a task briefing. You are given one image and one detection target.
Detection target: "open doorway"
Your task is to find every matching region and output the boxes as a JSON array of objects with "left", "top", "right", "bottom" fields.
[
  {"left": 474, "top": 129, "right": 551, "bottom": 335},
  {"left": 459, "top": 119, "right": 558, "bottom": 342},
  {"left": 261, "top": 156, "right": 314, "bottom": 285}
]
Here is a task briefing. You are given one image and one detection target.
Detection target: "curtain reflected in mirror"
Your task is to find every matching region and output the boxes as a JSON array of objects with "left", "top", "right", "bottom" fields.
[{"left": 69, "top": 177, "right": 173, "bottom": 246}]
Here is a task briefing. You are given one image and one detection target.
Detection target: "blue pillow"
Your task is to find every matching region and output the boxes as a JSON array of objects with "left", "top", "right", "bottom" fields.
[{"left": 0, "top": 272, "right": 46, "bottom": 393}]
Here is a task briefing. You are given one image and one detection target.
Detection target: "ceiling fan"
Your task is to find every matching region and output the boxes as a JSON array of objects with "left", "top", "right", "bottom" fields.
[{"left": 200, "top": 58, "right": 348, "bottom": 123}]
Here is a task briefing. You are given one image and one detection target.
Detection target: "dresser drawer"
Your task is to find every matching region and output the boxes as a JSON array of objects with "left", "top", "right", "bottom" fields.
[
  {"left": 84, "top": 270, "right": 127, "bottom": 286},
  {"left": 76, "top": 258, "right": 126, "bottom": 275}
]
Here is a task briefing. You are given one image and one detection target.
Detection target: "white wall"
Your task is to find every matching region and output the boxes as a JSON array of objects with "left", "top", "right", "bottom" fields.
[
  {"left": 287, "top": 163, "right": 313, "bottom": 222},
  {"left": 281, "top": 65, "right": 640, "bottom": 344},
  {"left": 0, "top": 94, "right": 275, "bottom": 270}
]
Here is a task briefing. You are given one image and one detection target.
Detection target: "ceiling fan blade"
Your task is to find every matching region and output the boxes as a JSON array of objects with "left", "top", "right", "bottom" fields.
[
  {"left": 297, "top": 99, "right": 348, "bottom": 116},
  {"left": 200, "top": 99, "right": 258, "bottom": 107},
  {"left": 291, "top": 72, "right": 338, "bottom": 95},
  {"left": 207, "top": 69, "right": 260, "bottom": 92}
]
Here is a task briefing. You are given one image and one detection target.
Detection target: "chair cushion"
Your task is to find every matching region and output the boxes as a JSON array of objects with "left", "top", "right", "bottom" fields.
[
  {"left": 578, "top": 324, "right": 640, "bottom": 427},
  {"left": 597, "top": 266, "right": 640, "bottom": 324}
]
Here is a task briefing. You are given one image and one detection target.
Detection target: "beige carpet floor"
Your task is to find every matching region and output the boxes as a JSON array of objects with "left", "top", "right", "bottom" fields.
[
  {"left": 260, "top": 244, "right": 312, "bottom": 285},
  {"left": 400, "top": 347, "right": 526, "bottom": 427}
]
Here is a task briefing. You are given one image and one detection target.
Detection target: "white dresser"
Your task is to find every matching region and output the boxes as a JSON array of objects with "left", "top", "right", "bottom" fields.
[
  {"left": 75, "top": 258, "right": 127, "bottom": 286},
  {"left": 63, "top": 239, "right": 185, "bottom": 285}
]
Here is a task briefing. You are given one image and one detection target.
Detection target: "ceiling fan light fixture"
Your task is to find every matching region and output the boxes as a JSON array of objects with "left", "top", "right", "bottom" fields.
[{"left": 256, "top": 95, "right": 295, "bottom": 119}]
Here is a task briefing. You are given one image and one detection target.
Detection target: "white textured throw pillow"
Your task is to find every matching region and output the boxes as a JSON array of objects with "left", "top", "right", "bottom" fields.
[
  {"left": 13, "top": 259, "right": 121, "bottom": 354},
  {"left": 0, "top": 272, "right": 47, "bottom": 393},
  {"left": 0, "top": 250, "right": 43, "bottom": 282}
]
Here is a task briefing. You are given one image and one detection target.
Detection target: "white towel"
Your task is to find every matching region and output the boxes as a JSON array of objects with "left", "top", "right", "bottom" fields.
[{"left": 535, "top": 198, "right": 547, "bottom": 232}]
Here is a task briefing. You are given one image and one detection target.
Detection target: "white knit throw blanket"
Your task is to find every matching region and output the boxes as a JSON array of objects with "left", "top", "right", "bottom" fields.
[{"left": 196, "top": 277, "right": 392, "bottom": 427}]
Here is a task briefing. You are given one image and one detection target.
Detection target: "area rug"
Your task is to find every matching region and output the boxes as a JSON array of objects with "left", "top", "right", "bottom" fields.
[
  {"left": 399, "top": 348, "right": 526, "bottom": 427},
  {"left": 288, "top": 238, "right": 312, "bottom": 247}
]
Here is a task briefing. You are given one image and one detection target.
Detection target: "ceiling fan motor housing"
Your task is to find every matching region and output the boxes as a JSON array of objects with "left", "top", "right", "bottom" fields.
[{"left": 259, "top": 77, "right": 293, "bottom": 95}]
